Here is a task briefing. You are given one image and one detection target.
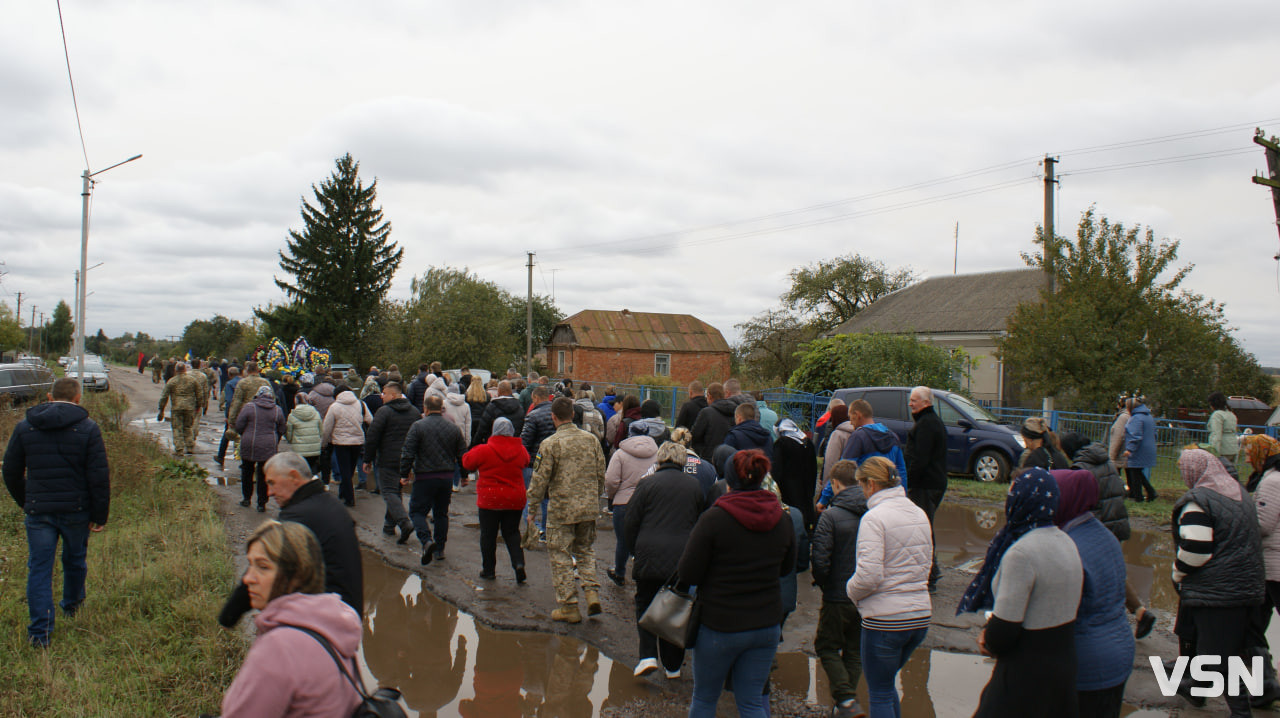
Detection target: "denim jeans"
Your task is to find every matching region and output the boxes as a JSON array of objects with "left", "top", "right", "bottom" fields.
[
  {"left": 861, "top": 626, "right": 927, "bottom": 718},
  {"left": 521, "top": 467, "right": 548, "bottom": 530},
  {"left": 611, "top": 503, "right": 629, "bottom": 578},
  {"left": 690, "top": 623, "right": 780, "bottom": 718},
  {"left": 25, "top": 512, "right": 91, "bottom": 643},
  {"left": 409, "top": 477, "right": 453, "bottom": 547}
]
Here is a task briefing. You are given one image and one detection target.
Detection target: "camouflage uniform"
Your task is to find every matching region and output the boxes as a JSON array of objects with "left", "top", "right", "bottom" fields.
[
  {"left": 228, "top": 375, "right": 270, "bottom": 427},
  {"left": 150, "top": 356, "right": 162, "bottom": 383},
  {"left": 527, "top": 422, "right": 606, "bottom": 607},
  {"left": 159, "top": 372, "right": 201, "bottom": 455},
  {"left": 202, "top": 366, "right": 218, "bottom": 399},
  {"left": 188, "top": 368, "right": 211, "bottom": 416}
]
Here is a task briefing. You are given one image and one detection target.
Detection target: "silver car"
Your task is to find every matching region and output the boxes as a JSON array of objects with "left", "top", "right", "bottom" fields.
[{"left": 66, "top": 356, "right": 110, "bottom": 392}]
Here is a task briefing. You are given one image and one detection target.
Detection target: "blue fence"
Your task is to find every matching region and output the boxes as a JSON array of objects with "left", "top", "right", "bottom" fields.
[{"left": 577, "top": 381, "right": 835, "bottom": 430}]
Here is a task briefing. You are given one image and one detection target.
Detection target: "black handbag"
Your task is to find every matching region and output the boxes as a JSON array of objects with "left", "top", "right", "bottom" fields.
[
  {"left": 286, "top": 625, "right": 407, "bottom": 718},
  {"left": 637, "top": 572, "right": 699, "bottom": 649}
]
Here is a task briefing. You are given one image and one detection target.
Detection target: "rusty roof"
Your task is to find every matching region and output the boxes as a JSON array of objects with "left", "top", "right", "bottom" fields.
[{"left": 550, "top": 309, "right": 731, "bottom": 353}]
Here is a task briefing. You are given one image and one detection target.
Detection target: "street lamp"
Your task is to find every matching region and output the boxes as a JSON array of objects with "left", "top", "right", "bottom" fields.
[{"left": 76, "top": 154, "right": 141, "bottom": 381}]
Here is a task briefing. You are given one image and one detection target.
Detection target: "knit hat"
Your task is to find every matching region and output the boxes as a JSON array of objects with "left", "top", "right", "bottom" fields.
[{"left": 493, "top": 417, "right": 515, "bottom": 437}]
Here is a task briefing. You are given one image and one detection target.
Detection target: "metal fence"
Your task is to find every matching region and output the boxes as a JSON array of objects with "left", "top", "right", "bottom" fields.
[{"left": 577, "top": 381, "right": 835, "bottom": 430}]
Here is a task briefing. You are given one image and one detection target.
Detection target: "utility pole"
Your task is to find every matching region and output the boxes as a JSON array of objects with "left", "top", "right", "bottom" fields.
[
  {"left": 28, "top": 306, "right": 37, "bottom": 354},
  {"left": 1043, "top": 155, "right": 1058, "bottom": 293},
  {"left": 14, "top": 292, "right": 22, "bottom": 327},
  {"left": 1252, "top": 129, "right": 1280, "bottom": 248},
  {"left": 526, "top": 251, "right": 534, "bottom": 376},
  {"left": 953, "top": 223, "right": 959, "bottom": 274},
  {"left": 37, "top": 311, "right": 45, "bottom": 356}
]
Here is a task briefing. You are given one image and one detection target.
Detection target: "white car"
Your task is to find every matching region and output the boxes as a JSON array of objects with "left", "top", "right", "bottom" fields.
[{"left": 65, "top": 356, "right": 110, "bottom": 392}]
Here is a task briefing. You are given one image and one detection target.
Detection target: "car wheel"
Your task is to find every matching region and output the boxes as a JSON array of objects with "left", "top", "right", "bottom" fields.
[{"left": 972, "top": 450, "right": 1010, "bottom": 483}]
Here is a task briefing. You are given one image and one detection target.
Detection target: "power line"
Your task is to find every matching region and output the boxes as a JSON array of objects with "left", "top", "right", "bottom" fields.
[
  {"left": 1063, "top": 147, "right": 1257, "bottom": 177},
  {"left": 56, "top": 0, "right": 91, "bottom": 170},
  {"left": 1052, "top": 118, "right": 1280, "bottom": 158}
]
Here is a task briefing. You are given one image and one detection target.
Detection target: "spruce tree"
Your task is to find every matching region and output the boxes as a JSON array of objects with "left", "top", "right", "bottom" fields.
[{"left": 258, "top": 154, "right": 402, "bottom": 362}]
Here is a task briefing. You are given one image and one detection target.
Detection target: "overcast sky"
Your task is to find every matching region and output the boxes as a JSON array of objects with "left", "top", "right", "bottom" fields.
[{"left": 4, "top": 1, "right": 1280, "bottom": 367}]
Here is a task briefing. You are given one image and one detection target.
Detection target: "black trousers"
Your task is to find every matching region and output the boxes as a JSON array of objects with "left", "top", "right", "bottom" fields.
[
  {"left": 240, "top": 460, "right": 267, "bottom": 507},
  {"left": 907, "top": 487, "right": 945, "bottom": 587},
  {"left": 634, "top": 578, "right": 686, "bottom": 672},
  {"left": 478, "top": 508, "right": 524, "bottom": 575},
  {"left": 409, "top": 478, "right": 453, "bottom": 547},
  {"left": 331, "top": 444, "right": 361, "bottom": 504},
  {"left": 1125, "top": 467, "right": 1157, "bottom": 501},
  {"left": 1076, "top": 683, "right": 1124, "bottom": 718},
  {"left": 1175, "top": 603, "right": 1255, "bottom": 714}
]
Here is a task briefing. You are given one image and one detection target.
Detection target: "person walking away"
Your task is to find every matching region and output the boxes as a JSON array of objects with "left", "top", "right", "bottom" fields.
[
  {"left": 819, "top": 399, "right": 908, "bottom": 508},
  {"left": 280, "top": 373, "right": 299, "bottom": 422},
  {"left": 357, "top": 377, "right": 383, "bottom": 493},
  {"left": 573, "top": 389, "right": 606, "bottom": 451},
  {"left": 1108, "top": 395, "right": 1130, "bottom": 472},
  {"left": 462, "top": 417, "right": 529, "bottom": 584},
  {"left": 473, "top": 380, "right": 524, "bottom": 445},
  {"left": 905, "top": 386, "right": 947, "bottom": 594},
  {"left": 307, "top": 378, "right": 338, "bottom": 487},
  {"left": 819, "top": 404, "right": 853, "bottom": 492},
  {"left": 724, "top": 402, "right": 773, "bottom": 455},
  {"left": 521, "top": 386, "right": 557, "bottom": 532},
  {"left": 150, "top": 354, "right": 162, "bottom": 383},
  {"left": 675, "top": 381, "right": 707, "bottom": 430},
  {"left": 162, "top": 357, "right": 176, "bottom": 383},
  {"left": 596, "top": 386, "right": 620, "bottom": 422},
  {"left": 526, "top": 397, "right": 607, "bottom": 624},
  {"left": 228, "top": 360, "right": 271, "bottom": 431},
  {"left": 444, "top": 385, "right": 472, "bottom": 491},
  {"left": 400, "top": 395, "right": 467, "bottom": 565},
  {"left": 610, "top": 394, "right": 643, "bottom": 450},
  {"left": 814, "top": 398, "right": 847, "bottom": 459},
  {"left": 669, "top": 427, "right": 718, "bottom": 502},
  {"left": 757, "top": 398, "right": 779, "bottom": 438},
  {"left": 158, "top": 362, "right": 201, "bottom": 457},
  {"left": 960, "top": 468, "right": 1082, "bottom": 718},
  {"left": 678, "top": 449, "right": 796, "bottom": 717},
  {"left": 811, "top": 460, "right": 868, "bottom": 718},
  {"left": 691, "top": 383, "right": 736, "bottom": 460},
  {"left": 624, "top": 441, "right": 705, "bottom": 679},
  {"left": 362, "top": 382, "right": 418, "bottom": 542},
  {"left": 215, "top": 366, "right": 242, "bottom": 468},
  {"left": 189, "top": 359, "right": 211, "bottom": 423},
  {"left": 286, "top": 394, "right": 323, "bottom": 476},
  {"left": 407, "top": 363, "right": 431, "bottom": 413},
  {"left": 1243, "top": 434, "right": 1280, "bottom": 709},
  {"left": 1017, "top": 416, "right": 1070, "bottom": 471},
  {"left": 3, "top": 377, "right": 109, "bottom": 648},
  {"left": 1123, "top": 396, "right": 1159, "bottom": 502},
  {"left": 1208, "top": 392, "right": 1241, "bottom": 464},
  {"left": 772, "top": 417, "right": 817, "bottom": 531},
  {"left": 218, "top": 521, "right": 363, "bottom": 718},
  {"left": 235, "top": 385, "right": 285, "bottom": 512},
  {"left": 465, "top": 377, "right": 490, "bottom": 464},
  {"left": 1169, "top": 448, "right": 1265, "bottom": 716},
  {"left": 322, "top": 386, "right": 373, "bottom": 507},
  {"left": 604, "top": 420, "right": 660, "bottom": 586},
  {"left": 1051, "top": 469, "right": 1134, "bottom": 718}
]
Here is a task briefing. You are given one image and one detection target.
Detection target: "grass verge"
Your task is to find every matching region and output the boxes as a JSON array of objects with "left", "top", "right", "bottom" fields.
[
  {"left": 945, "top": 468, "right": 1187, "bottom": 526},
  {"left": 0, "top": 391, "right": 245, "bottom": 717}
]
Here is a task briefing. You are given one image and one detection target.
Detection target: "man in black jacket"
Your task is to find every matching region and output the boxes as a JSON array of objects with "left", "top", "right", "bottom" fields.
[
  {"left": 3, "top": 378, "right": 110, "bottom": 647},
  {"left": 407, "top": 363, "right": 431, "bottom": 412},
  {"left": 810, "top": 460, "right": 867, "bottom": 718},
  {"left": 691, "top": 382, "right": 737, "bottom": 460},
  {"left": 472, "top": 380, "right": 524, "bottom": 445},
  {"left": 905, "top": 386, "right": 947, "bottom": 592},
  {"left": 363, "top": 382, "right": 418, "bottom": 543},
  {"left": 674, "top": 381, "right": 707, "bottom": 429},
  {"left": 401, "top": 395, "right": 466, "bottom": 564}
]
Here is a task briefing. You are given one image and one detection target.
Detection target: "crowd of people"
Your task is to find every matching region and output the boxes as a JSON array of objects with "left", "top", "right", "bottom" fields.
[{"left": 11, "top": 360, "right": 1280, "bottom": 717}]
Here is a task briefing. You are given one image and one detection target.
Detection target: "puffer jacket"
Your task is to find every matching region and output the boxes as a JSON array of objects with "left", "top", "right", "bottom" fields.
[
  {"left": 2, "top": 401, "right": 110, "bottom": 526},
  {"left": 691, "top": 398, "right": 738, "bottom": 459},
  {"left": 845, "top": 485, "right": 933, "bottom": 618},
  {"left": 363, "top": 397, "right": 419, "bottom": 472},
  {"left": 400, "top": 414, "right": 466, "bottom": 477},
  {"left": 425, "top": 376, "right": 448, "bottom": 406},
  {"left": 521, "top": 402, "right": 556, "bottom": 460},
  {"left": 444, "top": 392, "right": 472, "bottom": 448},
  {"left": 235, "top": 392, "right": 285, "bottom": 462},
  {"left": 307, "top": 382, "right": 336, "bottom": 420},
  {"left": 473, "top": 396, "right": 524, "bottom": 445},
  {"left": 606, "top": 436, "right": 658, "bottom": 506},
  {"left": 285, "top": 404, "right": 323, "bottom": 457},
  {"left": 1173, "top": 487, "right": 1265, "bottom": 608},
  {"left": 321, "top": 392, "right": 372, "bottom": 447},
  {"left": 1254, "top": 467, "right": 1280, "bottom": 581},
  {"left": 1123, "top": 404, "right": 1157, "bottom": 469},
  {"left": 1070, "top": 442, "right": 1130, "bottom": 541},
  {"left": 463, "top": 436, "right": 530, "bottom": 511},
  {"left": 625, "top": 463, "right": 705, "bottom": 581},
  {"left": 811, "top": 484, "right": 868, "bottom": 603}
]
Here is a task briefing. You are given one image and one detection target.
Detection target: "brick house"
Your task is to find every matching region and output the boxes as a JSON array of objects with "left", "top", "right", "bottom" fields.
[{"left": 544, "top": 309, "right": 731, "bottom": 385}]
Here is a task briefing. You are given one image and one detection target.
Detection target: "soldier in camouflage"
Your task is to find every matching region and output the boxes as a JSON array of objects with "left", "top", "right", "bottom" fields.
[
  {"left": 200, "top": 359, "right": 218, "bottom": 402},
  {"left": 228, "top": 361, "right": 271, "bottom": 428},
  {"left": 158, "top": 363, "right": 202, "bottom": 456},
  {"left": 527, "top": 397, "right": 607, "bottom": 623},
  {"left": 150, "top": 355, "right": 162, "bottom": 383}
]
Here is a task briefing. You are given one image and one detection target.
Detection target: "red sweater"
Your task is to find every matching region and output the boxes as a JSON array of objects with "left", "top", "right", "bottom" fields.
[{"left": 462, "top": 436, "right": 529, "bottom": 510}]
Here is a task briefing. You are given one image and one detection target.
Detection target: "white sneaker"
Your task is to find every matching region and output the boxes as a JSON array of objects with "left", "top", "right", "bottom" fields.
[
  {"left": 664, "top": 668, "right": 680, "bottom": 679},
  {"left": 633, "top": 658, "right": 659, "bottom": 677}
]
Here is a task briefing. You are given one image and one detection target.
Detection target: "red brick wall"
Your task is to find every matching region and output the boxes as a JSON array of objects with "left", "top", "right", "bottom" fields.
[{"left": 545, "top": 346, "right": 730, "bottom": 386}]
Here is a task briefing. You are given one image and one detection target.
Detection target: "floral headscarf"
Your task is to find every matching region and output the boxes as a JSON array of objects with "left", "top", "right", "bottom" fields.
[
  {"left": 1178, "top": 448, "right": 1241, "bottom": 501},
  {"left": 1241, "top": 434, "right": 1280, "bottom": 475},
  {"left": 957, "top": 467, "right": 1060, "bottom": 614}
]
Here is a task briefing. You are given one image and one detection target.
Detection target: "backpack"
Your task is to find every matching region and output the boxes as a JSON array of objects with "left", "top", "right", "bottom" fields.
[{"left": 285, "top": 625, "right": 407, "bottom": 718}]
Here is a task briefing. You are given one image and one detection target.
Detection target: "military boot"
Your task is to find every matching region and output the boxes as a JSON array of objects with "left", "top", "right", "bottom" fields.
[
  {"left": 584, "top": 588, "right": 603, "bottom": 616},
  {"left": 552, "top": 603, "right": 582, "bottom": 624}
]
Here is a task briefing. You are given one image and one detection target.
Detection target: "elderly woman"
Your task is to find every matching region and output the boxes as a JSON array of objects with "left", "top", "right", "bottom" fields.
[
  {"left": 845, "top": 456, "right": 932, "bottom": 718},
  {"left": 1051, "top": 469, "right": 1134, "bottom": 718},
  {"left": 1171, "top": 448, "right": 1266, "bottom": 713},
  {"left": 236, "top": 385, "right": 285, "bottom": 512},
  {"left": 220, "top": 521, "right": 362, "bottom": 717},
  {"left": 461, "top": 417, "right": 529, "bottom": 584},
  {"left": 1207, "top": 392, "right": 1240, "bottom": 464},
  {"left": 961, "top": 467, "right": 1082, "bottom": 718},
  {"left": 624, "top": 441, "right": 705, "bottom": 678}
]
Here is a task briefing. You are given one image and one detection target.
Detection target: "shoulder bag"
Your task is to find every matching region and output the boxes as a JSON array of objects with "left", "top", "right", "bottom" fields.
[
  {"left": 637, "top": 570, "right": 700, "bottom": 649},
  {"left": 285, "top": 625, "right": 407, "bottom": 718}
]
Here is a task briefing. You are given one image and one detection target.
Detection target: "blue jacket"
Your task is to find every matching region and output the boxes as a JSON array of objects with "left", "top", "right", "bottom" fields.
[
  {"left": 821, "top": 423, "right": 909, "bottom": 506},
  {"left": 597, "top": 395, "right": 619, "bottom": 422},
  {"left": 1064, "top": 514, "right": 1134, "bottom": 690},
  {"left": 1123, "top": 404, "right": 1157, "bottom": 469},
  {"left": 3, "top": 402, "right": 110, "bottom": 525},
  {"left": 724, "top": 419, "right": 774, "bottom": 456}
]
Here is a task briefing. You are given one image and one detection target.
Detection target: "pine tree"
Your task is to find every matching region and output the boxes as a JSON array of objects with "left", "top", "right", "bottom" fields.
[{"left": 256, "top": 154, "right": 402, "bottom": 362}]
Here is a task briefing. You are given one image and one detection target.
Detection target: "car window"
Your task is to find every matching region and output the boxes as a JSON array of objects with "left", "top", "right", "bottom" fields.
[
  {"left": 18, "top": 370, "right": 37, "bottom": 385},
  {"left": 0, "top": 370, "right": 13, "bottom": 388},
  {"left": 936, "top": 399, "right": 964, "bottom": 425},
  {"left": 946, "top": 392, "right": 1000, "bottom": 423},
  {"left": 864, "top": 390, "right": 907, "bottom": 422}
]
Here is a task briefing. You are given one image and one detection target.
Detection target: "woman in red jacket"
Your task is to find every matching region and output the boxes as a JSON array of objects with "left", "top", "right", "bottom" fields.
[{"left": 462, "top": 417, "right": 530, "bottom": 584}]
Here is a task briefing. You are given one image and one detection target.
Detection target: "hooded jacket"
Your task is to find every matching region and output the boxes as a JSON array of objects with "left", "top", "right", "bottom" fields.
[
  {"left": 724, "top": 419, "right": 774, "bottom": 456},
  {"left": 473, "top": 396, "right": 524, "bottom": 445},
  {"left": 3, "top": 401, "right": 110, "bottom": 525},
  {"left": 235, "top": 392, "right": 285, "bottom": 462},
  {"left": 285, "top": 403, "right": 323, "bottom": 458},
  {"left": 220, "top": 592, "right": 362, "bottom": 718},
  {"left": 678, "top": 489, "right": 797, "bottom": 632},
  {"left": 822, "top": 421, "right": 855, "bottom": 483},
  {"left": 811, "top": 485, "right": 868, "bottom": 602},
  {"left": 573, "top": 398, "right": 605, "bottom": 443},
  {"left": 675, "top": 395, "right": 708, "bottom": 430},
  {"left": 840, "top": 422, "right": 908, "bottom": 488},
  {"left": 425, "top": 376, "right": 448, "bottom": 406},
  {"left": 321, "top": 391, "right": 372, "bottom": 447},
  {"left": 307, "top": 382, "right": 336, "bottom": 420},
  {"left": 363, "top": 397, "right": 419, "bottom": 472},
  {"left": 691, "top": 398, "right": 738, "bottom": 460},
  {"left": 1123, "top": 403, "right": 1157, "bottom": 469},
  {"left": 625, "top": 463, "right": 705, "bottom": 582},
  {"left": 605, "top": 436, "right": 658, "bottom": 506},
  {"left": 279, "top": 480, "right": 364, "bottom": 614},
  {"left": 443, "top": 392, "right": 472, "bottom": 448},
  {"left": 462, "top": 436, "right": 529, "bottom": 511},
  {"left": 407, "top": 372, "right": 430, "bottom": 412},
  {"left": 1070, "top": 442, "right": 1130, "bottom": 541}
]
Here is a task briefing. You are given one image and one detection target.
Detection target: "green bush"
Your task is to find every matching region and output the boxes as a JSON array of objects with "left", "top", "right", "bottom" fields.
[{"left": 787, "top": 333, "right": 966, "bottom": 393}]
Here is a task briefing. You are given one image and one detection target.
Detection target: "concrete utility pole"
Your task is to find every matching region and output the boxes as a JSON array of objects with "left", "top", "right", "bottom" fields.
[
  {"left": 1043, "top": 155, "right": 1058, "bottom": 293},
  {"left": 14, "top": 292, "right": 22, "bottom": 327},
  {"left": 28, "top": 306, "right": 37, "bottom": 354},
  {"left": 75, "top": 154, "right": 141, "bottom": 382},
  {"left": 526, "top": 251, "right": 534, "bottom": 376}
]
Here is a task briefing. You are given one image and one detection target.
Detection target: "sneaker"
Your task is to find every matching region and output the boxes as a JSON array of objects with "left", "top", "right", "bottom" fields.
[
  {"left": 1135, "top": 607, "right": 1157, "bottom": 639},
  {"left": 239, "top": 499, "right": 251, "bottom": 508},
  {"left": 515, "top": 565, "right": 527, "bottom": 585},
  {"left": 664, "top": 668, "right": 681, "bottom": 679},
  {"left": 256, "top": 505, "right": 266, "bottom": 513},
  {"left": 607, "top": 568, "right": 625, "bottom": 587},
  {"left": 633, "top": 658, "right": 659, "bottom": 677},
  {"left": 832, "top": 698, "right": 864, "bottom": 718},
  {"left": 421, "top": 540, "right": 435, "bottom": 566}
]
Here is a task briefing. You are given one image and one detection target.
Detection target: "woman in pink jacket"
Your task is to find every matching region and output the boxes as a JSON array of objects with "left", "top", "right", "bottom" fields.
[
  {"left": 605, "top": 420, "right": 661, "bottom": 586},
  {"left": 220, "top": 520, "right": 363, "bottom": 717}
]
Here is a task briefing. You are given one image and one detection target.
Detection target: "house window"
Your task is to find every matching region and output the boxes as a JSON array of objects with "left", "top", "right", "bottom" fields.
[
  {"left": 654, "top": 353, "right": 671, "bottom": 377},
  {"left": 557, "top": 350, "right": 566, "bottom": 374}
]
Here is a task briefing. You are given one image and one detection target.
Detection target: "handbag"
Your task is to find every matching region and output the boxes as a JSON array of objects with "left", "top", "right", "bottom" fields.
[
  {"left": 638, "top": 573, "right": 699, "bottom": 649},
  {"left": 285, "top": 625, "right": 407, "bottom": 718}
]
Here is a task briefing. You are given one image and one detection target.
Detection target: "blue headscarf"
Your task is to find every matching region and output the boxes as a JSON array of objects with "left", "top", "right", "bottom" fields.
[{"left": 956, "top": 467, "right": 1060, "bottom": 615}]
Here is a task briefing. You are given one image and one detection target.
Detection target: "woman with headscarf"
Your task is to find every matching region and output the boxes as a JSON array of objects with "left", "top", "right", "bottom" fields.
[
  {"left": 235, "top": 384, "right": 286, "bottom": 512},
  {"left": 358, "top": 373, "right": 380, "bottom": 401},
  {"left": 961, "top": 467, "right": 1083, "bottom": 718},
  {"left": 1170, "top": 448, "right": 1265, "bottom": 715},
  {"left": 1016, "top": 417, "right": 1070, "bottom": 471},
  {"left": 462, "top": 417, "right": 529, "bottom": 584},
  {"left": 1051, "top": 469, "right": 1133, "bottom": 718},
  {"left": 772, "top": 418, "right": 817, "bottom": 531},
  {"left": 1243, "top": 433, "right": 1280, "bottom": 707}
]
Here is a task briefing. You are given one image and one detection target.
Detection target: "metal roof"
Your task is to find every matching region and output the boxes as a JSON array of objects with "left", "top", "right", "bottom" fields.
[
  {"left": 829, "top": 268, "right": 1046, "bottom": 336},
  {"left": 549, "top": 309, "right": 731, "bottom": 353}
]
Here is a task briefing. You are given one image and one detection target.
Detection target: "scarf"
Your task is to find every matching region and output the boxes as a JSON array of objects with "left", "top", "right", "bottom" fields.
[
  {"left": 957, "top": 467, "right": 1060, "bottom": 614},
  {"left": 1179, "top": 448, "right": 1241, "bottom": 501},
  {"left": 359, "top": 375, "right": 380, "bottom": 399},
  {"left": 1050, "top": 469, "right": 1098, "bottom": 528},
  {"left": 1242, "top": 434, "right": 1280, "bottom": 475},
  {"left": 776, "top": 418, "right": 806, "bottom": 443}
]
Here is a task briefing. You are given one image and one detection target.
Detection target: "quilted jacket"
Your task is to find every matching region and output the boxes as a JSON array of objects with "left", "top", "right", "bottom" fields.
[{"left": 845, "top": 485, "right": 933, "bottom": 618}]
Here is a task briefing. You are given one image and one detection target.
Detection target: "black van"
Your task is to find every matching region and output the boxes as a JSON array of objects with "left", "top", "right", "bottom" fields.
[{"left": 0, "top": 363, "right": 57, "bottom": 405}]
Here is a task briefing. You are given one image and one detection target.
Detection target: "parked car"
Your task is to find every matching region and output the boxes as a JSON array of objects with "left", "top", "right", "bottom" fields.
[
  {"left": 65, "top": 355, "right": 110, "bottom": 392},
  {"left": 0, "top": 363, "right": 56, "bottom": 405},
  {"left": 17, "top": 356, "right": 45, "bottom": 369},
  {"left": 830, "top": 386, "right": 1026, "bottom": 482},
  {"left": 444, "top": 368, "right": 492, "bottom": 386},
  {"left": 58, "top": 356, "right": 72, "bottom": 367}
]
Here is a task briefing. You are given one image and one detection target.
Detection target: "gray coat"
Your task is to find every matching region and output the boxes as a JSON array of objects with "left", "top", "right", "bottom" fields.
[{"left": 235, "top": 392, "right": 284, "bottom": 462}]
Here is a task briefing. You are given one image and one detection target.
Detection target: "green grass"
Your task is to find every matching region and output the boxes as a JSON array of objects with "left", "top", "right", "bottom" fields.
[{"left": 0, "top": 392, "right": 245, "bottom": 717}]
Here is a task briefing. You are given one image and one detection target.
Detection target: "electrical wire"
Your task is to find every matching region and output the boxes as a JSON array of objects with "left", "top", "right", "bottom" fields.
[
  {"left": 1062, "top": 147, "right": 1257, "bottom": 177},
  {"left": 56, "top": 0, "right": 91, "bottom": 171},
  {"left": 1052, "top": 118, "right": 1280, "bottom": 158}
]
